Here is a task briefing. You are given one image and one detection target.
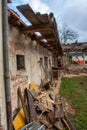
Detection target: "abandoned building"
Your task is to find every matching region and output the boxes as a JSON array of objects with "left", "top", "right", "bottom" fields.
[
  {"left": 0, "top": 1, "right": 63, "bottom": 130},
  {"left": 62, "top": 43, "right": 87, "bottom": 65}
]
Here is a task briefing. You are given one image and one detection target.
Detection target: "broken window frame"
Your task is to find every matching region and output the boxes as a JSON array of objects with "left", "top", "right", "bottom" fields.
[{"left": 16, "top": 54, "right": 25, "bottom": 70}]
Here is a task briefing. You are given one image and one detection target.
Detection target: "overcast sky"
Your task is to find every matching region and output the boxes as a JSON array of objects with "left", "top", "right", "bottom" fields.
[{"left": 8, "top": 0, "right": 87, "bottom": 42}]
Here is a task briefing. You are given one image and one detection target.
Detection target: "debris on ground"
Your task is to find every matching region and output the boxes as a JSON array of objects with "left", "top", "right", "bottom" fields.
[
  {"left": 64, "top": 64, "right": 87, "bottom": 75},
  {"left": 12, "top": 81, "right": 76, "bottom": 130}
]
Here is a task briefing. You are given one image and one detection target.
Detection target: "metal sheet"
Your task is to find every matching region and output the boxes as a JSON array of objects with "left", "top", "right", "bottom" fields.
[{"left": 20, "top": 122, "right": 46, "bottom": 130}]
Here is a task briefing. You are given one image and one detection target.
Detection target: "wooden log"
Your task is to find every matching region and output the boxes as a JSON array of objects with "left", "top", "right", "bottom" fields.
[{"left": 18, "top": 87, "right": 29, "bottom": 123}]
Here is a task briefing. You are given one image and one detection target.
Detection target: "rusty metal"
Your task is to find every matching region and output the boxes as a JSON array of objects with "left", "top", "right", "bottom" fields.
[{"left": 20, "top": 122, "right": 45, "bottom": 130}]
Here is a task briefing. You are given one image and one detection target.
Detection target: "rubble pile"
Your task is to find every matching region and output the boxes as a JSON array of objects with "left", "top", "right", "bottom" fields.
[
  {"left": 64, "top": 65, "right": 87, "bottom": 75},
  {"left": 12, "top": 82, "right": 76, "bottom": 130}
]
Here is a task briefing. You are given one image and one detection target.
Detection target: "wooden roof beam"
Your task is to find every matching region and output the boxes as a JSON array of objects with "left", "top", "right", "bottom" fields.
[
  {"left": 7, "top": 0, "right": 11, "bottom": 3},
  {"left": 34, "top": 35, "right": 56, "bottom": 42},
  {"left": 17, "top": 4, "right": 41, "bottom": 25},
  {"left": 21, "top": 24, "right": 52, "bottom": 33}
]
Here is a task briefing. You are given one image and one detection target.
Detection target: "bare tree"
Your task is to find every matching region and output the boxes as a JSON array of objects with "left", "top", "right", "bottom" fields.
[{"left": 59, "top": 24, "right": 79, "bottom": 44}]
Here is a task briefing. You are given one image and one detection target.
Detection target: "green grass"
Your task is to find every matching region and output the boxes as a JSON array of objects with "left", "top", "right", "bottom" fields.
[{"left": 60, "top": 76, "right": 87, "bottom": 130}]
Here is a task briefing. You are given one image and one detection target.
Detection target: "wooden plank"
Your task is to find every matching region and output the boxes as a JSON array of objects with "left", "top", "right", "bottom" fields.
[
  {"left": 40, "top": 115, "right": 52, "bottom": 129},
  {"left": 17, "top": 4, "right": 41, "bottom": 25},
  {"left": 25, "top": 89, "right": 37, "bottom": 122},
  {"left": 18, "top": 87, "right": 29, "bottom": 123},
  {"left": 36, "top": 13, "right": 49, "bottom": 24},
  {"left": 8, "top": 8, "right": 26, "bottom": 27},
  {"left": 34, "top": 34, "right": 56, "bottom": 41},
  {"left": 21, "top": 24, "right": 52, "bottom": 33},
  {"left": 17, "top": 4, "right": 50, "bottom": 25},
  {"left": 47, "top": 112, "right": 55, "bottom": 123},
  {"left": 54, "top": 95, "right": 65, "bottom": 119},
  {"left": 35, "top": 92, "right": 47, "bottom": 100},
  {"left": 54, "top": 120, "right": 63, "bottom": 130},
  {"left": 43, "top": 33, "right": 55, "bottom": 38},
  {"left": 62, "top": 116, "right": 76, "bottom": 130}
]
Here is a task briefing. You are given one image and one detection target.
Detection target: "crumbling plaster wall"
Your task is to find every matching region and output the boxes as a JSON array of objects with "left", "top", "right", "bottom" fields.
[{"left": 8, "top": 24, "right": 52, "bottom": 113}]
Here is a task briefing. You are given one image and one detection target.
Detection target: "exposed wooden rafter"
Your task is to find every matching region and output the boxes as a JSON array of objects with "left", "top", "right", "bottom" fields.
[
  {"left": 8, "top": 4, "right": 63, "bottom": 56},
  {"left": 21, "top": 24, "right": 52, "bottom": 33}
]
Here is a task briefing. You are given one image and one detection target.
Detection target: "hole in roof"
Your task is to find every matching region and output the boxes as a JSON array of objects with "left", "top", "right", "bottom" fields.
[
  {"left": 41, "top": 39, "right": 47, "bottom": 43},
  {"left": 35, "top": 32, "right": 42, "bottom": 36}
]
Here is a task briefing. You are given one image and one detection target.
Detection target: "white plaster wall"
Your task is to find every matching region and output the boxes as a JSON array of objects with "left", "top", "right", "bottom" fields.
[
  {"left": 9, "top": 25, "right": 52, "bottom": 85},
  {"left": 0, "top": 1, "right": 7, "bottom": 129},
  {"left": 8, "top": 25, "right": 52, "bottom": 113}
]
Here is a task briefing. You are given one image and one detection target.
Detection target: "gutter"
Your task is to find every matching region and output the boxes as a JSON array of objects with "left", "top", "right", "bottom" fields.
[{"left": 2, "top": 0, "right": 12, "bottom": 130}]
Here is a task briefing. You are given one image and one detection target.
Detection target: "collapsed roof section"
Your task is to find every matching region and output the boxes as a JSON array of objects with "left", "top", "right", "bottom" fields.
[{"left": 8, "top": 4, "right": 63, "bottom": 56}]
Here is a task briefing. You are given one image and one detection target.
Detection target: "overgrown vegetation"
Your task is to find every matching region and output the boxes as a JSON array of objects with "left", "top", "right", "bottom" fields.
[{"left": 60, "top": 76, "right": 87, "bottom": 130}]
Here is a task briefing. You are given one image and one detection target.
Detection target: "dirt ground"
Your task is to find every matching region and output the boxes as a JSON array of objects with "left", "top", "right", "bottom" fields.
[{"left": 64, "top": 73, "right": 87, "bottom": 77}]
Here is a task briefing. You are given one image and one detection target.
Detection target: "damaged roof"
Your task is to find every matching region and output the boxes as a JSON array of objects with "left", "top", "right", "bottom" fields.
[
  {"left": 62, "top": 42, "right": 87, "bottom": 53},
  {"left": 8, "top": 4, "right": 63, "bottom": 56},
  {"left": 8, "top": 8, "right": 27, "bottom": 27}
]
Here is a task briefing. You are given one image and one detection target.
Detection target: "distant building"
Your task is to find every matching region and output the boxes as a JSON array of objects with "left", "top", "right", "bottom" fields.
[{"left": 62, "top": 43, "right": 87, "bottom": 65}]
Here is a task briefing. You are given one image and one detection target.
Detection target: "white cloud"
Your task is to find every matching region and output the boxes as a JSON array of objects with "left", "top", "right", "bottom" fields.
[
  {"left": 61, "top": 0, "right": 87, "bottom": 41},
  {"left": 62, "top": 0, "right": 87, "bottom": 29}
]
